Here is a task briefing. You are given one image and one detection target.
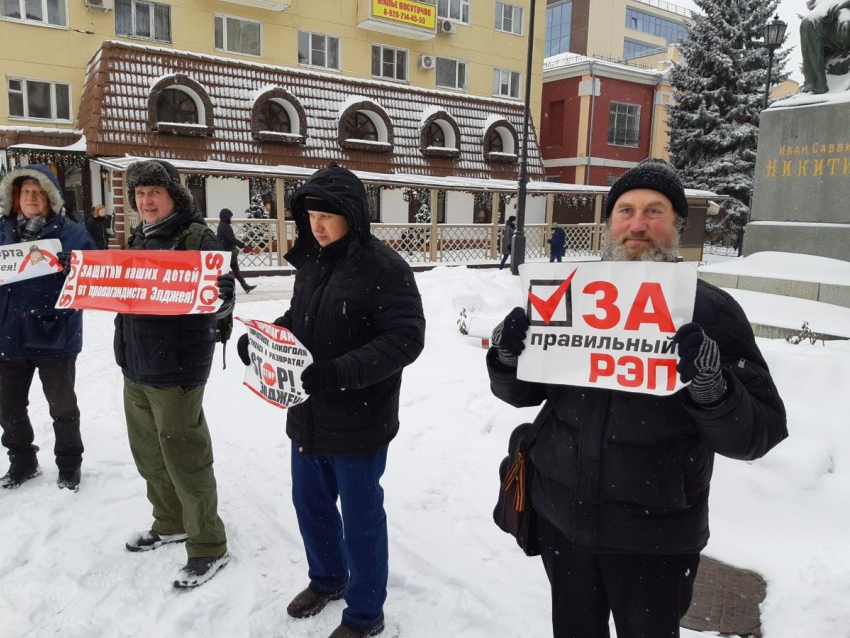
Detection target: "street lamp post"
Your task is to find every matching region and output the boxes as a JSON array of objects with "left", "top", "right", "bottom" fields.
[
  {"left": 762, "top": 14, "right": 787, "bottom": 111},
  {"left": 510, "top": 0, "right": 536, "bottom": 275}
]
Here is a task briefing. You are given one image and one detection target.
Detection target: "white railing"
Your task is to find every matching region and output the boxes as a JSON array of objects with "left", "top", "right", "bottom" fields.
[{"left": 168, "top": 220, "right": 606, "bottom": 268}]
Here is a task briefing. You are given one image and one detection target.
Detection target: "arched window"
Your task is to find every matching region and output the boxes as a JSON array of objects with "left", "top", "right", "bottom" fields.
[
  {"left": 485, "top": 128, "right": 504, "bottom": 153},
  {"left": 250, "top": 87, "right": 307, "bottom": 144},
  {"left": 343, "top": 112, "right": 379, "bottom": 142},
  {"left": 257, "top": 101, "right": 291, "bottom": 133},
  {"left": 337, "top": 99, "right": 393, "bottom": 152},
  {"left": 419, "top": 110, "right": 461, "bottom": 159},
  {"left": 424, "top": 122, "right": 446, "bottom": 147},
  {"left": 156, "top": 89, "right": 198, "bottom": 124},
  {"left": 148, "top": 75, "right": 213, "bottom": 136},
  {"left": 482, "top": 118, "right": 518, "bottom": 163}
]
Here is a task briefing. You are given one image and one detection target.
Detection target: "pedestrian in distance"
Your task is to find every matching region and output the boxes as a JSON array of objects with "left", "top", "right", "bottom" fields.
[
  {"left": 500, "top": 215, "right": 516, "bottom": 270},
  {"left": 237, "top": 162, "right": 426, "bottom": 638},
  {"left": 548, "top": 221, "right": 566, "bottom": 263},
  {"left": 216, "top": 208, "right": 257, "bottom": 293},
  {"left": 0, "top": 164, "right": 97, "bottom": 491},
  {"left": 86, "top": 204, "right": 113, "bottom": 250},
  {"left": 488, "top": 158, "right": 788, "bottom": 638},
  {"left": 117, "top": 159, "right": 234, "bottom": 590}
]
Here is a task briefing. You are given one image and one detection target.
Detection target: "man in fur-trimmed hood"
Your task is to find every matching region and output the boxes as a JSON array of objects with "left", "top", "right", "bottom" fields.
[{"left": 0, "top": 164, "right": 96, "bottom": 492}]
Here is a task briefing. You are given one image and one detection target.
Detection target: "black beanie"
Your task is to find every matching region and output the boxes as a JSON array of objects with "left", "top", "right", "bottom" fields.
[
  {"left": 304, "top": 195, "right": 345, "bottom": 216},
  {"left": 604, "top": 159, "right": 688, "bottom": 221}
]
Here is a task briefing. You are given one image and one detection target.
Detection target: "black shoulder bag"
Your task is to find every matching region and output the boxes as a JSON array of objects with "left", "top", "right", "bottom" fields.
[{"left": 493, "top": 418, "right": 546, "bottom": 557}]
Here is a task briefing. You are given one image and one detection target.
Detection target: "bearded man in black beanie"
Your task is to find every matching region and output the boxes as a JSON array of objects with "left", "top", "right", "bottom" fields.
[
  {"left": 237, "top": 163, "right": 425, "bottom": 638},
  {"left": 487, "top": 159, "right": 788, "bottom": 638}
]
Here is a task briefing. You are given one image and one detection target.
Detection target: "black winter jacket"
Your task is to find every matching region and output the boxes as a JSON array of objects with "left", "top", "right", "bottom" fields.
[
  {"left": 216, "top": 209, "right": 245, "bottom": 251},
  {"left": 278, "top": 165, "right": 426, "bottom": 455},
  {"left": 488, "top": 279, "right": 787, "bottom": 554},
  {"left": 113, "top": 207, "right": 221, "bottom": 387}
]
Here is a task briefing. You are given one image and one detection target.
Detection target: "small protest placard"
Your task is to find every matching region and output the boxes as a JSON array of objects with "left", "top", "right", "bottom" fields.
[
  {"left": 516, "top": 261, "right": 697, "bottom": 396},
  {"left": 239, "top": 317, "right": 313, "bottom": 409},
  {"left": 55, "top": 250, "right": 230, "bottom": 315},
  {"left": 0, "top": 239, "right": 62, "bottom": 285}
]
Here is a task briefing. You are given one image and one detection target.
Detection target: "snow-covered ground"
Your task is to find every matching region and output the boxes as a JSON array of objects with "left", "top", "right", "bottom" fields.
[{"left": 0, "top": 266, "right": 848, "bottom": 638}]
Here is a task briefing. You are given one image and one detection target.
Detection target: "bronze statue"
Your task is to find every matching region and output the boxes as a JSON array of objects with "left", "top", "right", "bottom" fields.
[{"left": 801, "top": 1, "right": 850, "bottom": 93}]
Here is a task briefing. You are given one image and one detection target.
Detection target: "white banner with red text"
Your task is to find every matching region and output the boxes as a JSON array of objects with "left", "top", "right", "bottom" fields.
[
  {"left": 239, "top": 317, "right": 313, "bottom": 410},
  {"left": 516, "top": 261, "right": 697, "bottom": 396},
  {"left": 55, "top": 250, "right": 230, "bottom": 315},
  {"left": 0, "top": 239, "right": 62, "bottom": 285}
]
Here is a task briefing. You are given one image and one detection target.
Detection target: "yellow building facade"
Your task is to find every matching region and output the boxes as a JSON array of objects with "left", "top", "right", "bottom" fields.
[{"left": 1, "top": 0, "right": 545, "bottom": 132}]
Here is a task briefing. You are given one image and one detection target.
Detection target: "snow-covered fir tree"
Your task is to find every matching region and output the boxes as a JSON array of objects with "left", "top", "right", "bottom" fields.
[
  {"left": 667, "top": 0, "right": 789, "bottom": 233},
  {"left": 244, "top": 194, "right": 267, "bottom": 219},
  {"left": 414, "top": 202, "right": 431, "bottom": 224}
]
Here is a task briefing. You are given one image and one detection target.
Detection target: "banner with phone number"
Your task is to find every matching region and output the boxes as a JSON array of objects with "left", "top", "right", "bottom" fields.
[{"left": 55, "top": 250, "right": 230, "bottom": 315}]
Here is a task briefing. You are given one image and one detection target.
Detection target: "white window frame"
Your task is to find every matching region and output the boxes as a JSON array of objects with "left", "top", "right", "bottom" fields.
[
  {"left": 0, "top": 0, "right": 68, "bottom": 28},
  {"left": 298, "top": 30, "right": 341, "bottom": 71},
  {"left": 437, "top": 0, "right": 470, "bottom": 24},
  {"left": 115, "top": 0, "right": 171, "bottom": 44},
  {"left": 495, "top": 2, "right": 523, "bottom": 35},
  {"left": 7, "top": 77, "right": 72, "bottom": 123},
  {"left": 371, "top": 44, "right": 408, "bottom": 83},
  {"left": 492, "top": 69, "right": 521, "bottom": 99},
  {"left": 214, "top": 13, "right": 263, "bottom": 57},
  {"left": 435, "top": 57, "right": 468, "bottom": 91},
  {"left": 608, "top": 101, "right": 641, "bottom": 147}
]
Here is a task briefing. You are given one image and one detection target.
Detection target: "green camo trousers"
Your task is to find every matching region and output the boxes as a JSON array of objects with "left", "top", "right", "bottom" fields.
[{"left": 124, "top": 379, "right": 227, "bottom": 558}]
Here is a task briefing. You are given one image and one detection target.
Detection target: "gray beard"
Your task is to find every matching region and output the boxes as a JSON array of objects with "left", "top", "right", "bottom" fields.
[{"left": 599, "top": 227, "right": 680, "bottom": 262}]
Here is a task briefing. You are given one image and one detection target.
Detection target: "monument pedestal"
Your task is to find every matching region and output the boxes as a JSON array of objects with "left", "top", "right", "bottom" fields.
[{"left": 750, "top": 100, "right": 850, "bottom": 262}]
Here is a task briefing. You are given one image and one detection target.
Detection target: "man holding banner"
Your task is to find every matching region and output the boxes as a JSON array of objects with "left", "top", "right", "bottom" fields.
[
  {"left": 0, "top": 164, "right": 96, "bottom": 491},
  {"left": 116, "top": 159, "right": 232, "bottom": 589},
  {"left": 238, "top": 163, "right": 425, "bottom": 638},
  {"left": 488, "top": 159, "right": 788, "bottom": 638}
]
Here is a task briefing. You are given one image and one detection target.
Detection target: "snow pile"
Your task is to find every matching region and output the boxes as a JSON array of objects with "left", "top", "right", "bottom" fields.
[
  {"left": 0, "top": 267, "right": 848, "bottom": 637},
  {"left": 698, "top": 251, "right": 850, "bottom": 286}
]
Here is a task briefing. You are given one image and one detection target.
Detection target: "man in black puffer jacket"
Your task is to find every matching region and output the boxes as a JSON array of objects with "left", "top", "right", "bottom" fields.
[
  {"left": 216, "top": 208, "right": 256, "bottom": 293},
  {"left": 489, "top": 159, "right": 788, "bottom": 638},
  {"left": 237, "top": 163, "right": 425, "bottom": 638},
  {"left": 116, "top": 159, "right": 233, "bottom": 591}
]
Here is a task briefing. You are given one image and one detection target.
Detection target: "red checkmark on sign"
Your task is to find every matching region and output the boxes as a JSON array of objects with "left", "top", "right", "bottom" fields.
[{"left": 528, "top": 267, "right": 578, "bottom": 324}]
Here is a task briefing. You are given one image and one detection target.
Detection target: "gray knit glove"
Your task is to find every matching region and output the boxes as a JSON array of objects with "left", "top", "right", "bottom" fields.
[
  {"left": 673, "top": 322, "right": 728, "bottom": 406},
  {"left": 491, "top": 307, "right": 528, "bottom": 368}
]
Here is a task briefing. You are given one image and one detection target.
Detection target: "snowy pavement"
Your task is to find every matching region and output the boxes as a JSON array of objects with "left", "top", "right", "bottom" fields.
[{"left": 0, "top": 266, "right": 847, "bottom": 638}]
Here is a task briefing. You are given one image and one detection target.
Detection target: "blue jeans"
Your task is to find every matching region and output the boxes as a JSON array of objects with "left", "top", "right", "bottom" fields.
[
  {"left": 499, "top": 253, "right": 510, "bottom": 269},
  {"left": 291, "top": 443, "right": 389, "bottom": 630},
  {"left": 549, "top": 254, "right": 562, "bottom": 263}
]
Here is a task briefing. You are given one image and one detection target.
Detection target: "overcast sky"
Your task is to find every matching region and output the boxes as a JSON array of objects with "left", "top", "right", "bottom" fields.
[{"left": 674, "top": 0, "right": 812, "bottom": 83}]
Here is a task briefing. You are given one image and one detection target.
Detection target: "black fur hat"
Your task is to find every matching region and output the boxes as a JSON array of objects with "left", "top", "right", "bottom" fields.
[
  {"left": 125, "top": 160, "right": 193, "bottom": 214},
  {"left": 604, "top": 159, "right": 688, "bottom": 222}
]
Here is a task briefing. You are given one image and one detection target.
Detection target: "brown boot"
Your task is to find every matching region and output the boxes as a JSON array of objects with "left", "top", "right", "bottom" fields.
[
  {"left": 286, "top": 585, "right": 345, "bottom": 619},
  {"left": 327, "top": 618, "right": 384, "bottom": 638}
]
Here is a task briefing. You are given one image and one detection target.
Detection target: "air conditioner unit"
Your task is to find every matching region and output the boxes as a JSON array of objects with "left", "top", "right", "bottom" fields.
[
  {"left": 438, "top": 19, "right": 457, "bottom": 35},
  {"left": 85, "top": 0, "right": 114, "bottom": 10},
  {"left": 419, "top": 55, "right": 436, "bottom": 71}
]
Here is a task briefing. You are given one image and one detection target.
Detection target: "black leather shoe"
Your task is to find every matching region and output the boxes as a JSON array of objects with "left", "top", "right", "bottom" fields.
[
  {"left": 57, "top": 467, "right": 81, "bottom": 491},
  {"left": 287, "top": 585, "right": 345, "bottom": 619},
  {"left": 243, "top": 284, "right": 257, "bottom": 293}
]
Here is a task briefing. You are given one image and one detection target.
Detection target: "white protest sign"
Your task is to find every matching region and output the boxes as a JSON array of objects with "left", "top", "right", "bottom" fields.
[
  {"left": 516, "top": 261, "right": 697, "bottom": 396},
  {"left": 0, "top": 239, "right": 63, "bottom": 285},
  {"left": 239, "top": 317, "right": 313, "bottom": 409}
]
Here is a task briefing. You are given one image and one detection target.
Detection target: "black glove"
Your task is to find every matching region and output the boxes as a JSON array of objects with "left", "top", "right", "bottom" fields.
[
  {"left": 300, "top": 360, "right": 340, "bottom": 395},
  {"left": 237, "top": 333, "right": 250, "bottom": 366},
  {"left": 57, "top": 251, "right": 72, "bottom": 276},
  {"left": 216, "top": 273, "right": 235, "bottom": 304},
  {"left": 673, "top": 322, "right": 728, "bottom": 406},
  {"left": 491, "top": 307, "right": 529, "bottom": 368}
]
